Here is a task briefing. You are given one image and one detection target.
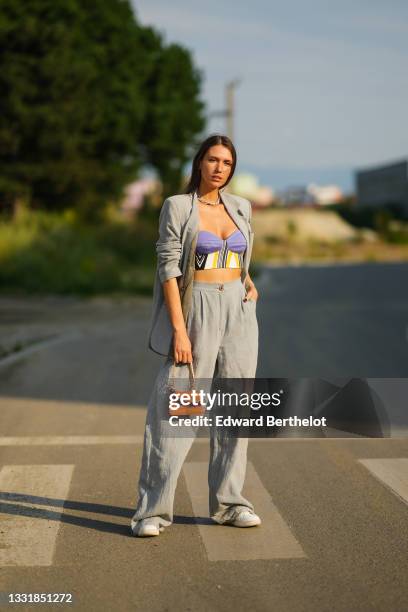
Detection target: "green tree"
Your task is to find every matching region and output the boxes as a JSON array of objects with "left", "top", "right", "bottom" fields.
[
  {"left": 138, "top": 28, "right": 206, "bottom": 196},
  {"left": 0, "top": 0, "right": 205, "bottom": 217}
]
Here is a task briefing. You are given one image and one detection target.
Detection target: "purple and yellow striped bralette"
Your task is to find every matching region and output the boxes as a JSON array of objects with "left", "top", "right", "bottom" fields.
[{"left": 195, "top": 229, "right": 247, "bottom": 270}]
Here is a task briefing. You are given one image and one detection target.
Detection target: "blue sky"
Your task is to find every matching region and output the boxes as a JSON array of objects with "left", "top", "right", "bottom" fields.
[{"left": 131, "top": 1, "right": 408, "bottom": 193}]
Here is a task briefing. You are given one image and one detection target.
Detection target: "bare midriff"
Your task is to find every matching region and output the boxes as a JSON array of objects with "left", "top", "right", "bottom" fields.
[{"left": 193, "top": 268, "right": 241, "bottom": 282}]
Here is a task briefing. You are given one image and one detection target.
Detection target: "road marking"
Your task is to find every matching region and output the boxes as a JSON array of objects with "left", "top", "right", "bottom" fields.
[
  {"left": 359, "top": 458, "right": 408, "bottom": 506},
  {"left": 182, "top": 461, "right": 306, "bottom": 561},
  {"left": 0, "top": 331, "right": 82, "bottom": 368},
  {"left": 0, "top": 465, "right": 74, "bottom": 566},
  {"left": 0, "top": 435, "right": 397, "bottom": 447},
  {"left": 0, "top": 435, "right": 144, "bottom": 446}
]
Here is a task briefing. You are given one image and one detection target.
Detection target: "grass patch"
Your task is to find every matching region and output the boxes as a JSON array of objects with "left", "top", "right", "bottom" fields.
[{"left": 0, "top": 208, "right": 157, "bottom": 295}]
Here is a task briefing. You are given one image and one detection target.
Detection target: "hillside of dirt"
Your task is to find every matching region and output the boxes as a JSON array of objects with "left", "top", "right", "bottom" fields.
[
  {"left": 250, "top": 207, "right": 408, "bottom": 264},
  {"left": 251, "top": 208, "right": 375, "bottom": 243}
]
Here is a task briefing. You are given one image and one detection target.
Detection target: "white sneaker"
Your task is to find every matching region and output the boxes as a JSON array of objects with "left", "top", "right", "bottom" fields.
[
  {"left": 227, "top": 510, "right": 261, "bottom": 528},
  {"left": 131, "top": 519, "right": 163, "bottom": 537}
]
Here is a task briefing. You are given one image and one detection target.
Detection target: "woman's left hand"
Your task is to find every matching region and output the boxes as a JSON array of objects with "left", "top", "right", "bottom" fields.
[{"left": 244, "top": 281, "right": 258, "bottom": 302}]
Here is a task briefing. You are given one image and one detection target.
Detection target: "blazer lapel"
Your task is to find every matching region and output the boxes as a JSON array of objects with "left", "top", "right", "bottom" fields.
[
  {"left": 221, "top": 191, "right": 249, "bottom": 242},
  {"left": 181, "top": 192, "right": 198, "bottom": 266},
  {"left": 221, "top": 191, "right": 252, "bottom": 280}
]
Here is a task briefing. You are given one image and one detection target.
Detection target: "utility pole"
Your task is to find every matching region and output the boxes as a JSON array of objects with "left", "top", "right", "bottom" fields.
[
  {"left": 207, "top": 78, "right": 241, "bottom": 141},
  {"left": 225, "top": 79, "right": 241, "bottom": 142}
]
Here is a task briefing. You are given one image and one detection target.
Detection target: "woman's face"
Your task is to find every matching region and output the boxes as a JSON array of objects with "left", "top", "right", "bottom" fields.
[{"left": 199, "top": 145, "right": 233, "bottom": 190}]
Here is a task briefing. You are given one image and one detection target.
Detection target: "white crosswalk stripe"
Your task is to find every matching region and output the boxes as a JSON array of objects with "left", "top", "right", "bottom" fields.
[
  {"left": 358, "top": 458, "right": 408, "bottom": 506},
  {"left": 1, "top": 451, "right": 407, "bottom": 567},
  {"left": 0, "top": 465, "right": 74, "bottom": 566},
  {"left": 0, "top": 435, "right": 144, "bottom": 446},
  {"left": 182, "top": 461, "right": 306, "bottom": 561}
]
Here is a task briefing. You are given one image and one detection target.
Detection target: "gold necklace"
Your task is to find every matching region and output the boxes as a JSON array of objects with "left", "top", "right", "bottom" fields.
[{"left": 196, "top": 190, "right": 220, "bottom": 206}]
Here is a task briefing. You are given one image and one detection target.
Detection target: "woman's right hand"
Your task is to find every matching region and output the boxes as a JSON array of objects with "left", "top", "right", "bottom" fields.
[{"left": 173, "top": 329, "right": 193, "bottom": 364}]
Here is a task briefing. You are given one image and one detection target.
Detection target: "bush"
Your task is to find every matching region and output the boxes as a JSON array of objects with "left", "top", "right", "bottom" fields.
[
  {"left": 329, "top": 202, "right": 407, "bottom": 230},
  {"left": 0, "top": 208, "right": 157, "bottom": 295}
]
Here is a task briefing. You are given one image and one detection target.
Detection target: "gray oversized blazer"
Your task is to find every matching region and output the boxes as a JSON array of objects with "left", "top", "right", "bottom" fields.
[{"left": 148, "top": 190, "right": 254, "bottom": 356}]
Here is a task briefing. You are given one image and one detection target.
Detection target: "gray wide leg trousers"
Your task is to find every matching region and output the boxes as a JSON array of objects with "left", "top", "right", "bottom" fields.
[{"left": 131, "top": 278, "right": 259, "bottom": 532}]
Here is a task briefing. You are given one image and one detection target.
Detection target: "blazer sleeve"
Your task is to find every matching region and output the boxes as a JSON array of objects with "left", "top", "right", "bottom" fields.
[
  {"left": 247, "top": 198, "right": 253, "bottom": 224},
  {"left": 155, "top": 198, "right": 183, "bottom": 283}
]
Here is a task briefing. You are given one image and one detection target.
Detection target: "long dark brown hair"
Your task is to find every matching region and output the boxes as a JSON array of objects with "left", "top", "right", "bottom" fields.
[{"left": 185, "top": 134, "right": 237, "bottom": 194}]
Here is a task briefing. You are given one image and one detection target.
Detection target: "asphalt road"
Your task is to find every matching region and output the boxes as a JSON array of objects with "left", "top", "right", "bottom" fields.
[
  {"left": 256, "top": 261, "right": 408, "bottom": 378},
  {"left": 1, "top": 262, "right": 407, "bottom": 612}
]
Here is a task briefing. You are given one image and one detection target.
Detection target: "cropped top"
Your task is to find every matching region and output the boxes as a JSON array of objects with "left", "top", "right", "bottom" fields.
[{"left": 195, "top": 229, "right": 247, "bottom": 270}]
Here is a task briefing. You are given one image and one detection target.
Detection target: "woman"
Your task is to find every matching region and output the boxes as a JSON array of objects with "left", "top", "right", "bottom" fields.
[{"left": 131, "top": 134, "right": 260, "bottom": 537}]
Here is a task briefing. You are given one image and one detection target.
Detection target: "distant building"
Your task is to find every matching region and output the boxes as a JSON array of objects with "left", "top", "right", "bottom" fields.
[
  {"left": 280, "top": 186, "right": 314, "bottom": 207},
  {"left": 356, "top": 159, "right": 408, "bottom": 216},
  {"left": 279, "top": 183, "right": 343, "bottom": 207},
  {"left": 308, "top": 183, "right": 343, "bottom": 206},
  {"left": 121, "top": 177, "right": 157, "bottom": 215}
]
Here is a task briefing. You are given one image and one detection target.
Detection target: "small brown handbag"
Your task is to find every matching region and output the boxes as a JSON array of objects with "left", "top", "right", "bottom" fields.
[{"left": 167, "top": 361, "right": 206, "bottom": 417}]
